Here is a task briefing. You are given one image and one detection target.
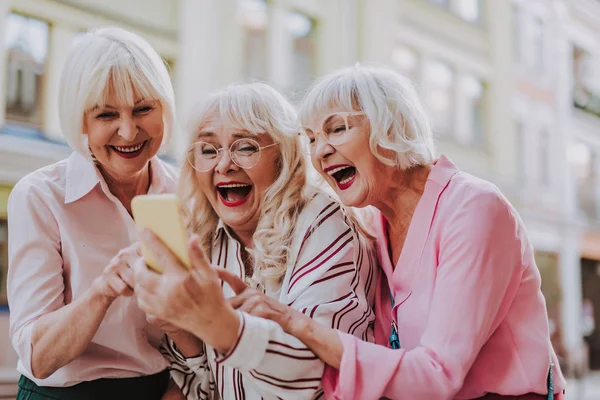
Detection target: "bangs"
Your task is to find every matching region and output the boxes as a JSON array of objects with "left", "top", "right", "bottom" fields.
[
  {"left": 299, "top": 70, "right": 360, "bottom": 127},
  {"left": 84, "top": 60, "right": 159, "bottom": 111},
  {"left": 216, "top": 88, "right": 274, "bottom": 137}
]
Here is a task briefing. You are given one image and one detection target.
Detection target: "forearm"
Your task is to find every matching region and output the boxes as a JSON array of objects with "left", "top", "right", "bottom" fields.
[
  {"left": 285, "top": 309, "right": 344, "bottom": 369},
  {"left": 30, "top": 286, "right": 114, "bottom": 379}
]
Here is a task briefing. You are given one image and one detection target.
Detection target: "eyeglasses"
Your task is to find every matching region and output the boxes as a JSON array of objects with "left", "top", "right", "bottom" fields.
[
  {"left": 186, "top": 138, "right": 278, "bottom": 172},
  {"left": 299, "top": 111, "right": 366, "bottom": 155}
]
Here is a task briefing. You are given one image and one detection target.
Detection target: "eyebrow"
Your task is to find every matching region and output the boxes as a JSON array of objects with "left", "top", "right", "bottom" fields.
[
  {"left": 90, "top": 99, "right": 149, "bottom": 111},
  {"left": 195, "top": 131, "right": 261, "bottom": 140}
]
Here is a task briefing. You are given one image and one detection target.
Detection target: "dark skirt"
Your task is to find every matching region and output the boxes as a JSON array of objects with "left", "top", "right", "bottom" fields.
[{"left": 16, "top": 369, "right": 170, "bottom": 400}]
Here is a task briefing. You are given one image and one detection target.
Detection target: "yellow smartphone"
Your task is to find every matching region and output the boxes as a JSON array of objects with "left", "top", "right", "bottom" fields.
[{"left": 131, "top": 193, "right": 191, "bottom": 273}]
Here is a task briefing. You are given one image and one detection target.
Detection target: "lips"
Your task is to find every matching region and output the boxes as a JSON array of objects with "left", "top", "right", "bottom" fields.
[
  {"left": 324, "top": 164, "right": 356, "bottom": 191},
  {"left": 109, "top": 140, "right": 147, "bottom": 159},
  {"left": 216, "top": 181, "right": 253, "bottom": 207}
]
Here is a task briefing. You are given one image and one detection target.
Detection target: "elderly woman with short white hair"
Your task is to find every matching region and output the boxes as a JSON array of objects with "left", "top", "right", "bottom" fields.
[
  {"left": 7, "top": 27, "right": 177, "bottom": 400},
  {"left": 222, "top": 66, "right": 568, "bottom": 399}
]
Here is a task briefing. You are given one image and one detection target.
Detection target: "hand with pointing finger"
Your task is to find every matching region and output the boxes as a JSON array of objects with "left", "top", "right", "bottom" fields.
[
  {"left": 133, "top": 230, "right": 240, "bottom": 354},
  {"left": 219, "top": 269, "right": 298, "bottom": 334}
]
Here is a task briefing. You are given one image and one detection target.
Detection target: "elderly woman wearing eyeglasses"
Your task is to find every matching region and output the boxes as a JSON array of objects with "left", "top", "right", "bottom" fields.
[
  {"left": 132, "top": 82, "right": 378, "bottom": 400},
  {"left": 218, "top": 66, "right": 567, "bottom": 400}
]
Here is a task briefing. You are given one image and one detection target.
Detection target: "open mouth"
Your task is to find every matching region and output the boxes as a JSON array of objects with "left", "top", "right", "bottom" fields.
[
  {"left": 109, "top": 140, "right": 147, "bottom": 159},
  {"left": 216, "top": 182, "right": 253, "bottom": 207},
  {"left": 326, "top": 165, "right": 356, "bottom": 190}
]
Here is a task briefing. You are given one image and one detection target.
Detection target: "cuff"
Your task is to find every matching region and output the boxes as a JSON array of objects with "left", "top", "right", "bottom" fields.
[
  {"left": 214, "top": 311, "right": 275, "bottom": 371},
  {"left": 12, "top": 322, "right": 35, "bottom": 375},
  {"left": 166, "top": 336, "right": 205, "bottom": 370},
  {"left": 322, "top": 331, "right": 358, "bottom": 400}
]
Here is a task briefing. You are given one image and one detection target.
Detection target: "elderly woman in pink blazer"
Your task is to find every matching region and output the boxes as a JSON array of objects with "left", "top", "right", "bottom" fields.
[{"left": 220, "top": 65, "right": 567, "bottom": 400}]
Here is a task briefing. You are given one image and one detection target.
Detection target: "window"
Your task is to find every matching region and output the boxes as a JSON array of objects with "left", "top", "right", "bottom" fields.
[
  {"left": 424, "top": 60, "right": 454, "bottom": 136},
  {"left": 287, "top": 11, "right": 316, "bottom": 96},
  {"left": 455, "top": 0, "right": 481, "bottom": 22},
  {"left": 538, "top": 130, "right": 550, "bottom": 186},
  {"left": 461, "top": 75, "right": 485, "bottom": 145},
  {"left": 569, "top": 143, "right": 596, "bottom": 219},
  {"left": 0, "top": 220, "right": 7, "bottom": 305},
  {"left": 237, "top": 0, "right": 268, "bottom": 81},
  {"left": 429, "top": 0, "right": 450, "bottom": 7},
  {"left": 513, "top": 5, "right": 523, "bottom": 64},
  {"left": 4, "top": 13, "right": 49, "bottom": 127},
  {"left": 392, "top": 45, "right": 419, "bottom": 83},
  {"left": 531, "top": 17, "right": 545, "bottom": 72},
  {"left": 515, "top": 121, "right": 526, "bottom": 183}
]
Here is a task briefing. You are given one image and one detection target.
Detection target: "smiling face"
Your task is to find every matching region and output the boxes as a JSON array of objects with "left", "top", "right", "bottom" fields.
[
  {"left": 84, "top": 85, "right": 164, "bottom": 181},
  {"left": 305, "top": 109, "right": 390, "bottom": 208},
  {"left": 191, "top": 111, "right": 280, "bottom": 239}
]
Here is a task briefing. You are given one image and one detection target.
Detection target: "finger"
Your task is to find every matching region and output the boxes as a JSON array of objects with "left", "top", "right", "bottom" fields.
[
  {"left": 107, "top": 276, "right": 129, "bottom": 297},
  {"left": 119, "top": 267, "right": 136, "bottom": 289},
  {"left": 140, "top": 229, "right": 187, "bottom": 274},
  {"left": 227, "top": 290, "right": 254, "bottom": 309},
  {"left": 133, "top": 259, "right": 160, "bottom": 291},
  {"left": 217, "top": 269, "right": 247, "bottom": 295},
  {"left": 187, "top": 235, "right": 212, "bottom": 274}
]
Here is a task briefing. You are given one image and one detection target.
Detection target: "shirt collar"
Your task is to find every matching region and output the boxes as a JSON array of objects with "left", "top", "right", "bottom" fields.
[
  {"left": 64, "top": 152, "right": 102, "bottom": 204},
  {"left": 64, "top": 153, "right": 173, "bottom": 204},
  {"left": 213, "top": 219, "right": 238, "bottom": 244}
]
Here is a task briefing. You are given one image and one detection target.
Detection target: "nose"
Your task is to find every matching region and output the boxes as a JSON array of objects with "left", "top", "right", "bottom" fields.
[
  {"left": 117, "top": 116, "right": 138, "bottom": 142},
  {"left": 214, "top": 149, "right": 239, "bottom": 174},
  {"left": 313, "top": 134, "right": 334, "bottom": 160}
]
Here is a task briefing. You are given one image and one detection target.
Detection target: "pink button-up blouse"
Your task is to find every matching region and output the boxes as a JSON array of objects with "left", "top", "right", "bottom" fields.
[
  {"left": 7, "top": 152, "right": 178, "bottom": 387},
  {"left": 323, "top": 155, "right": 566, "bottom": 400}
]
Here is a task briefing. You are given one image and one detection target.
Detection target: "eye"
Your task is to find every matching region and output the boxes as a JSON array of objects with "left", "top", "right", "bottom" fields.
[
  {"left": 197, "top": 143, "right": 217, "bottom": 157},
  {"left": 331, "top": 125, "right": 347, "bottom": 134},
  {"left": 95, "top": 112, "right": 118, "bottom": 120},
  {"left": 233, "top": 140, "right": 259, "bottom": 154},
  {"left": 134, "top": 106, "right": 154, "bottom": 115}
]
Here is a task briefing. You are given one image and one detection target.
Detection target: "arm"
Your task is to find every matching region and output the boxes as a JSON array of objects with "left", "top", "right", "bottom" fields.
[
  {"left": 218, "top": 214, "right": 375, "bottom": 399},
  {"left": 7, "top": 183, "right": 133, "bottom": 379},
  {"left": 317, "top": 192, "right": 526, "bottom": 400}
]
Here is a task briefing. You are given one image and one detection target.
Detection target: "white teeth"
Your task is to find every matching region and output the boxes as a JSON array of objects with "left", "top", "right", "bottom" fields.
[
  {"left": 218, "top": 184, "right": 252, "bottom": 188},
  {"left": 339, "top": 175, "right": 355, "bottom": 184},
  {"left": 326, "top": 166, "right": 353, "bottom": 176},
  {"left": 114, "top": 142, "right": 144, "bottom": 153}
]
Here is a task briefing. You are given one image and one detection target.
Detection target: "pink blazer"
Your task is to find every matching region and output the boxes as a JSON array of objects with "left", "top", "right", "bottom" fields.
[{"left": 323, "top": 155, "right": 566, "bottom": 400}]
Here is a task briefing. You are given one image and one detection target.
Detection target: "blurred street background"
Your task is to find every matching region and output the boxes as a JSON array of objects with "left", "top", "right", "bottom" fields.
[{"left": 1, "top": 0, "right": 600, "bottom": 398}]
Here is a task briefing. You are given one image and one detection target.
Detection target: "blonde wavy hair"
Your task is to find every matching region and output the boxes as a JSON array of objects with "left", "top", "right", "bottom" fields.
[{"left": 179, "top": 83, "right": 313, "bottom": 287}]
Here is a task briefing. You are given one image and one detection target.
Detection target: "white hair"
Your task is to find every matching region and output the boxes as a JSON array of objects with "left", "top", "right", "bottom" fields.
[
  {"left": 58, "top": 27, "right": 175, "bottom": 156},
  {"left": 179, "top": 82, "right": 313, "bottom": 288},
  {"left": 299, "top": 65, "right": 435, "bottom": 170}
]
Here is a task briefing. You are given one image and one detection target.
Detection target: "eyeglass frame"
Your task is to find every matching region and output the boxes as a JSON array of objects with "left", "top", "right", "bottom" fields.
[
  {"left": 186, "top": 137, "right": 279, "bottom": 172},
  {"left": 299, "top": 111, "right": 367, "bottom": 155}
]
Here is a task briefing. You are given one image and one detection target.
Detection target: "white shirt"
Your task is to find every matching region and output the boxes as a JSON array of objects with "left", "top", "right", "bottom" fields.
[{"left": 162, "top": 191, "right": 378, "bottom": 399}]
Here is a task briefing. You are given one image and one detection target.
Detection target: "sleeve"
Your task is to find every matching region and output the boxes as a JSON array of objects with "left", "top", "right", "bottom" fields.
[
  {"left": 323, "top": 191, "right": 526, "bottom": 400},
  {"left": 7, "top": 180, "right": 65, "bottom": 376},
  {"left": 215, "top": 205, "right": 375, "bottom": 400},
  {"left": 161, "top": 336, "right": 217, "bottom": 400}
]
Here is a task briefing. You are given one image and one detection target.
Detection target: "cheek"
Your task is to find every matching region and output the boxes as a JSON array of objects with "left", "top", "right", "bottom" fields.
[
  {"left": 86, "top": 122, "right": 113, "bottom": 148},
  {"left": 143, "top": 113, "right": 165, "bottom": 139},
  {"left": 195, "top": 171, "right": 214, "bottom": 197},
  {"left": 248, "top": 160, "right": 279, "bottom": 195}
]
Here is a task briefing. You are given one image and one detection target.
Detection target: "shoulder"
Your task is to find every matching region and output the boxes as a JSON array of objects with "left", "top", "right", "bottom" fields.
[
  {"left": 9, "top": 159, "right": 69, "bottom": 210},
  {"left": 440, "top": 171, "right": 515, "bottom": 221},
  {"left": 436, "top": 171, "right": 525, "bottom": 245},
  {"left": 298, "top": 191, "right": 354, "bottom": 237}
]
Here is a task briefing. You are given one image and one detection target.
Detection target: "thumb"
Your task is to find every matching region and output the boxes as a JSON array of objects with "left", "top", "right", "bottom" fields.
[{"left": 217, "top": 269, "right": 247, "bottom": 295}]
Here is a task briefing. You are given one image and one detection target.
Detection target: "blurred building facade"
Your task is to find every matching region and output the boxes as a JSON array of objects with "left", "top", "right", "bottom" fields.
[{"left": 0, "top": 0, "right": 600, "bottom": 396}]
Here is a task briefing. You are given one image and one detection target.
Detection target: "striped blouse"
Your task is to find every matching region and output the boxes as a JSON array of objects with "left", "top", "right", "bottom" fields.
[{"left": 162, "top": 191, "right": 378, "bottom": 400}]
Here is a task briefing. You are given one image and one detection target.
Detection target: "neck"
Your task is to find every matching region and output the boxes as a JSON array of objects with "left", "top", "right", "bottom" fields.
[
  {"left": 231, "top": 227, "right": 255, "bottom": 250},
  {"left": 99, "top": 162, "right": 152, "bottom": 213},
  {"left": 372, "top": 164, "right": 431, "bottom": 233}
]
